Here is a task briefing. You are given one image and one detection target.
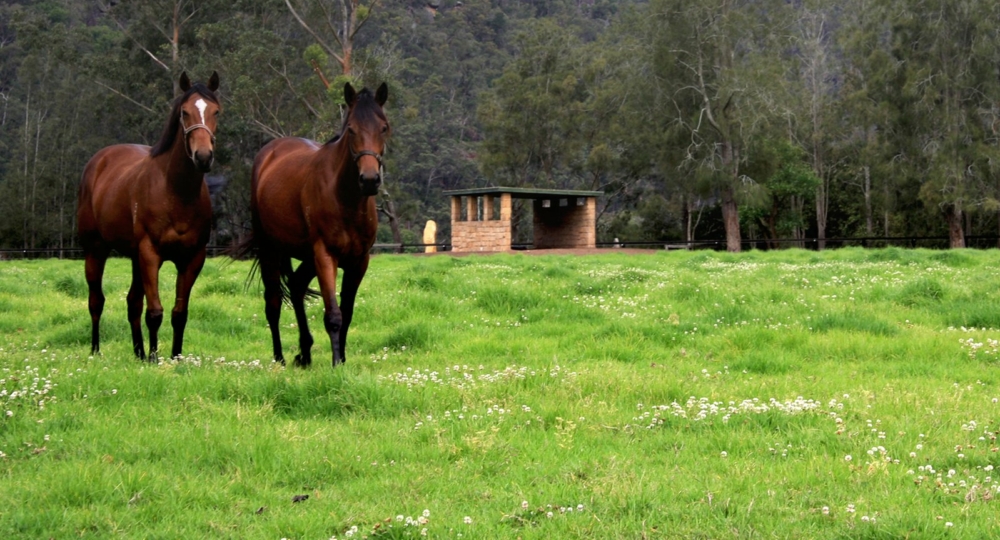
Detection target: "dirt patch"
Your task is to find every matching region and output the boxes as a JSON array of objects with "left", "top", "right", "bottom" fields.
[{"left": 402, "top": 247, "right": 661, "bottom": 257}]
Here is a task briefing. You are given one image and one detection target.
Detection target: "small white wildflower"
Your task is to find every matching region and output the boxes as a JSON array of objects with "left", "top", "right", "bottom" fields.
[
  {"left": 845, "top": 455, "right": 852, "bottom": 462},
  {"left": 463, "top": 516, "right": 472, "bottom": 524}
]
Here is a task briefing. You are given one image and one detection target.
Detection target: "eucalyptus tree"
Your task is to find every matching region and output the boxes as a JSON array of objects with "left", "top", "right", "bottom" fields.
[
  {"left": 891, "top": 0, "right": 1000, "bottom": 248},
  {"left": 645, "top": 0, "right": 792, "bottom": 252},
  {"left": 835, "top": 0, "right": 899, "bottom": 239}
]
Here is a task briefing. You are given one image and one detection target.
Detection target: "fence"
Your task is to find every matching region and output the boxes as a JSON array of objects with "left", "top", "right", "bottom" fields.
[{"left": 1, "top": 236, "right": 998, "bottom": 260}]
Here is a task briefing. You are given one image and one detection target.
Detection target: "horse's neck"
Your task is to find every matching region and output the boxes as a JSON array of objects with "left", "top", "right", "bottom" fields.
[
  {"left": 159, "top": 135, "right": 204, "bottom": 198},
  {"left": 318, "top": 140, "right": 365, "bottom": 206}
]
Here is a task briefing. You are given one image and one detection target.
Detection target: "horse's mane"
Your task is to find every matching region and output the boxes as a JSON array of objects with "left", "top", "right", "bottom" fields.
[
  {"left": 325, "top": 88, "right": 387, "bottom": 145},
  {"left": 150, "top": 83, "right": 220, "bottom": 157}
]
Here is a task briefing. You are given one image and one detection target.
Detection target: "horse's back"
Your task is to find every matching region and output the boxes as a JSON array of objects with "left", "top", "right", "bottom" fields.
[
  {"left": 252, "top": 138, "right": 323, "bottom": 251},
  {"left": 78, "top": 144, "right": 150, "bottom": 251}
]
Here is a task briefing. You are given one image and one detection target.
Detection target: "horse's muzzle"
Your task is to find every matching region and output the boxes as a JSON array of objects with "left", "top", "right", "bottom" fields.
[
  {"left": 360, "top": 175, "right": 381, "bottom": 197},
  {"left": 194, "top": 149, "right": 214, "bottom": 172}
]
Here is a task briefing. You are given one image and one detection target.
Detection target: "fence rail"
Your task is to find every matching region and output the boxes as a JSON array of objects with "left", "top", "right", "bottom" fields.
[{"left": 1, "top": 236, "right": 998, "bottom": 260}]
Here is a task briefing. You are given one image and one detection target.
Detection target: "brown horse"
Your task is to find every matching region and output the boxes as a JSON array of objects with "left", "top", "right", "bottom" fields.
[
  {"left": 77, "top": 72, "right": 220, "bottom": 359},
  {"left": 244, "top": 82, "right": 389, "bottom": 367}
]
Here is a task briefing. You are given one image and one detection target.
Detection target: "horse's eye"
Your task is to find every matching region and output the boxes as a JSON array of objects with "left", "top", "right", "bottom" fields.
[
  {"left": 214, "top": 110, "right": 220, "bottom": 116},
  {"left": 381, "top": 125, "right": 388, "bottom": 134}
]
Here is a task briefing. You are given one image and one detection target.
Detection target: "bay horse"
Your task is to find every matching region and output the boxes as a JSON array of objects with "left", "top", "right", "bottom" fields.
[
  {"left": 77, "top": 72, "right": 220, "bottom": 360},
  {"left": 243, "top": 82, "right": 389, "bottom": 367}
]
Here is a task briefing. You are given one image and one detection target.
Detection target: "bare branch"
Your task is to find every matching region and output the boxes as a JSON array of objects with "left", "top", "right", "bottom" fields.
[
  {"left": 99, "top": 4, "right": 170, "bottom": 71},
  {"left": 93, "top": 80, "right": 156, "bottom": 113},
  {"left": 284, "top": 0, "right": 345, "bottom": 65}
]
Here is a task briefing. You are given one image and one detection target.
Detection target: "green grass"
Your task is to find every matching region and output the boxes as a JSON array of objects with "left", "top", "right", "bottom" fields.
[{"left": 2, "top": 248, "right": 1000, "bottom": 538}]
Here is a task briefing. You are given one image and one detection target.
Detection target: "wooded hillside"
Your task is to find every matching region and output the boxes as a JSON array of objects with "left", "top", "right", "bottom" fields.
[{"left": 2, "top": 0, "right": 999, "bottom": 251}]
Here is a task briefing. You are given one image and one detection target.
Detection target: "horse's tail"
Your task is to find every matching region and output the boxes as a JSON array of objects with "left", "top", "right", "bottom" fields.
[
  {"left": 225, "top": 231, "right": 270, "bottom": 297},
  {"left": 228, "top": 230, "right": 316, "bottom": 306}
]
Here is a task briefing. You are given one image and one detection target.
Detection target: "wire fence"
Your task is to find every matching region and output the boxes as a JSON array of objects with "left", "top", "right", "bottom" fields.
[{"left": 1, "top": 236, "right": 997, "bottom": 260}]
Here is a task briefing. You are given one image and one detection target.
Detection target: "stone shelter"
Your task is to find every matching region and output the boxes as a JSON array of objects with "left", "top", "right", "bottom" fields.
[{"left": 444, "top": 187, "right": 601, "bottom": 252}]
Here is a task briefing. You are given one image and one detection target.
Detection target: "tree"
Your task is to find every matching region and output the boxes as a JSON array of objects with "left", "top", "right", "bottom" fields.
[
  {"left": 646, "top": 0, "right": 790, "bottom": 252},
  {"left": 891, "top": 0, "right": 1000, "bottom": 248}
]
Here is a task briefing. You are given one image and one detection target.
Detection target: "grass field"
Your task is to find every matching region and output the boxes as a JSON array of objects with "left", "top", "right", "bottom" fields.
[{"left": 2, "top": 247, "right": 1000, "bottom": 538}]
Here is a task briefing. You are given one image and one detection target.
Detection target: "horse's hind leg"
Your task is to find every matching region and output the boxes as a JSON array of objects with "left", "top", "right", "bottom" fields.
[
  {"left": 289, "top": 260, "right": 317, "bottom": 368},
  {"left": 84, "top": 248, "right": 110, "bottom": 355},
  {"left": 170, "top": 248, "right": 206, "bottom": 358},
  {"left": 127, "top": 258, "right": 146, "bottom": 359},
  {"left": 259, "top": 254, "right": 286, "bottom": 364}
]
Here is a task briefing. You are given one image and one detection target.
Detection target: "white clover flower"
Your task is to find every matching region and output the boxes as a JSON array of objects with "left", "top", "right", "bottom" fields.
[
  {"left": 821, "top": 506, "right": 829, "bottom": 515},
  {"left": 546, "top": 512, "right": 553, "bottom": 519},
  {"left": 845, "top": 455, "right": 852, "bottom": 462},
  {"left": 463, "top": 516, "right": 472, "bottom": 524},
  {"left": 720, "top": 451, "right": 728, "bottom": 458},
  {"left": 945, "top": 522, "right": 954, "bottom": 528},
  {"left": 522, "top": 500, "right": 529, "bottom": 510}
]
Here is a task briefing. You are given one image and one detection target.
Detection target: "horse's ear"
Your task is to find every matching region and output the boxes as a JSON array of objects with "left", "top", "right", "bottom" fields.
[
  {"left": 208, "top": 71, "right": 220, "bottom": 92},
  {"left": 179, "top": 72, "right": 191, "bottom": 92},
  {"left": 344, "top": 82, "right": 357, "bottom": 106},
  {"left": 375, "top": 82, "right": 388, "bottom": 107}
]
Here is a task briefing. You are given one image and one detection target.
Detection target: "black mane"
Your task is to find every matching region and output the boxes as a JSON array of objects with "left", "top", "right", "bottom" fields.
[
  {"left": 150, "top": 83, "right": 219, "bottom": 157},
  {"left": 325, "top": 88, "right": 387, "bottom": 145}
]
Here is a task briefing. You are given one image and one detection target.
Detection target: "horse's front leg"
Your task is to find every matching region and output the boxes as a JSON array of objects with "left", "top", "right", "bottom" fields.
[
  {"left": 337, "top": 257, "right": 369, "bottom": 364},
  {"left": 137, "top": 238, "right": 164, "bottom": 361},
  {"left": 312, "top": 243, "right": 344, "bottom": 367},
  {"left": 170, "top": 248, "right": 206, "bottom": 358}
]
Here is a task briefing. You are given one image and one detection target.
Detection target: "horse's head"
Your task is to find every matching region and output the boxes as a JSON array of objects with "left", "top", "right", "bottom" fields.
[
  {"left": 343, "top": 82, "right": 389, "bottom": 197},
  {"left": 178, "top": 72, "right": 221, "bottom": 172}
]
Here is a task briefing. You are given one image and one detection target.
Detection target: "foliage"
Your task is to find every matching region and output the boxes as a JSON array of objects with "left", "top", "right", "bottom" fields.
[{"left": 3, "top": 0, "right": 1000, "bottom": 251}]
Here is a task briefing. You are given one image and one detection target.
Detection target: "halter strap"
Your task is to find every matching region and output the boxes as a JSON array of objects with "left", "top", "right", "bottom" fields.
[
  {"left": 180, "top": 119, "right": 216, "bottom": 161},
  {"left": 351, "top": 149, "right": 383, "bottom": 166}
]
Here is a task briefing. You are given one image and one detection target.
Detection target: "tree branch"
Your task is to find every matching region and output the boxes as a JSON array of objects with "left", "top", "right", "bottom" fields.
[
  {"left": 93, "top": 80, "right": 155, "bottom": 113},
  {"left": 284, "top": 0, "right": 345, "bottom": 65}
]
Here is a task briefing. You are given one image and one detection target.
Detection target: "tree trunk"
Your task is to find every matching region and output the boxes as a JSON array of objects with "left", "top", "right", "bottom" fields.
[
  {"left": 378, "top": 188, "right": 403, "bottom": 252},
  {"left": 721, "top": 187, "right": 741, "bottom": 252},
  {"left": 945, "top": 204, "right": 965, "bottom": 248},
  {"left": 863, "top": 165, "right": 873, "bottom": 236},
  {"left": 815, "top": 183, "right": 827, "bottom": 251}
]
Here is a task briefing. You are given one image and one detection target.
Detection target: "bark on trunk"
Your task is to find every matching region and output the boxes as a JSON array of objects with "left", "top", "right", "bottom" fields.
[
  {"left": 863, "top": 165, "right": 873, "bottom": 235},
  {"left": 721, "top": 187, "right": 741, "bottom": 252},
  {"left": 945, "top": 204, "right": 965, "bottom": 248}
]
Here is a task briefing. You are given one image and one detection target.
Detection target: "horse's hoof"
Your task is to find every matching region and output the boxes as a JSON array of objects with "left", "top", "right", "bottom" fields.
[{"left": 293, "top": 354, "right": 311, "bottom": 368}]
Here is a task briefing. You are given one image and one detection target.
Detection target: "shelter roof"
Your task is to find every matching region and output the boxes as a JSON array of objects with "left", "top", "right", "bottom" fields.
[{"left": 443, "top": 187, "right": 602, "bottom": 199}]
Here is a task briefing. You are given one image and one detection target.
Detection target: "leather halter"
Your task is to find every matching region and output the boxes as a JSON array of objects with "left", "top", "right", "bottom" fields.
[
  {"left": 180, "top": 118, "right": 216, "bottom": 162},
  {"left": 350, "top": 148, "right": 385, "bottom": 179}
]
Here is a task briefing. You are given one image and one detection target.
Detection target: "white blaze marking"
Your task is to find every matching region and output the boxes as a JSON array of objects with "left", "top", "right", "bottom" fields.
[{"left": 195, "top": 99, "right": 207, "bottom": 124}]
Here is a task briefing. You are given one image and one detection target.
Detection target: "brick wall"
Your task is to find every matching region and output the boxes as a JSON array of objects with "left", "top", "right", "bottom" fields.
[
  {"left": 532, "top": 197, "right": 596, "bottom": 249},
  {"left": 450, "top": 193, "right": 595, "bottom": 251},
  {"left": 450, "top": 194, "right": 512, "bottom": 252}
]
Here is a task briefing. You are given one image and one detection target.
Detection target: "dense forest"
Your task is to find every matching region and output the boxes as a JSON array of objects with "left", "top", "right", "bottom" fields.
[{"left": 1, "top": 0, "right": 1000, "bottom": 252}]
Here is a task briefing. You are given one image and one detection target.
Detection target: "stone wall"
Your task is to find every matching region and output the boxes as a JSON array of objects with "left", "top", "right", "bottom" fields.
[
  {"left": 532, "top": 197, "right": 596, "bottom": 249},
  {"left": 450, "top": 194, "right": 512, "bottom": 252},
  {"left": 450, "top": 193, "right": 596, "bottom": 252}
]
